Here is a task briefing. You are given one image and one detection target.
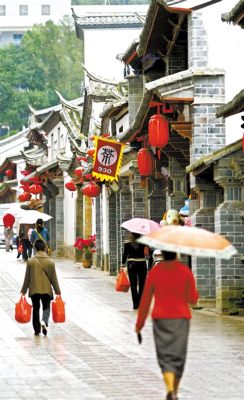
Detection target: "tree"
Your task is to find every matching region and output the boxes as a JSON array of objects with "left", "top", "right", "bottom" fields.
[{"left": 0, "top": 17, "right": 83, "bottom": 133}]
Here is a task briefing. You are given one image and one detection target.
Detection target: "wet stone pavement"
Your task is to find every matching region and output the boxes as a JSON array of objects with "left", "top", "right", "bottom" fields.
[{"left": 0, "top": 249, "right": 243, "bottom": 400}]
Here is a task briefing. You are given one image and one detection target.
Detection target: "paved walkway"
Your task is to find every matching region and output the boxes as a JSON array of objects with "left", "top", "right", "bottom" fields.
[{"left": 0, "top": 250, "right": 243, "bottom": 400}]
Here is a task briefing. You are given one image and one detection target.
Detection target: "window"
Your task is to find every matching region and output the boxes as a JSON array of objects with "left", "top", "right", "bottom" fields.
[
  {"left": 0, "top": 5, "right": 6, "bottom": 16},
  {"left": 42, "top": 5, "right": 50, "bottom": 15},
  {"left": 13, "top": 34, "right": 23, "bottom": 44},
  {"left": 19, "top": 5, "right": 28, "bottom": 16}
]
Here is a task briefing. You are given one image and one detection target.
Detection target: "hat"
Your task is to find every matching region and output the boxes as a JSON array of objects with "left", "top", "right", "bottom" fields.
[{"left": 152, "top": 249, "right": 164, "bottom": 262}]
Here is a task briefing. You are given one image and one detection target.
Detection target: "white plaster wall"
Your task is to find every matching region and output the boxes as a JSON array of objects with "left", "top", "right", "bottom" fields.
[
  {"left": 115, "top": 112, "right": 129, "bottom": 136},
  {"left": 84, "top": 28, "right": 142, "bottom": 81},
  {"left": 199, "top": 0, "right": 244, "bottom": 144},
  {"left": 63, "top": 173, "right": 76, "bottom": 246},
  {"left": 47, "top": 122, "right": 69, "bottom": 163}
]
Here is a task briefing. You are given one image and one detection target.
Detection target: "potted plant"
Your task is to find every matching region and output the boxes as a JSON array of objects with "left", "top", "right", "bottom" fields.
[{"left": 74, "top": 234, "right": 96, "bottom": 268}]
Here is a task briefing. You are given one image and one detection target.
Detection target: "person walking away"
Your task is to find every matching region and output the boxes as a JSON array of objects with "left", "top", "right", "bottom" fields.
[
  {"left": 4, "top": 226, "right": 14, "bottom": 252},
  {"left": 135, "top": 251, "right": 199, "bottom": 400},
  {"left": 120, "top": 232, "right": 147, "bottom": 310},
  {"left": 20, "top": 239, "right": 61, "bottom": 336},
  {"left": 19, "top": 224, "right": 33, "bottom": 261},
  {"left": 31, "top": 218, "right": 50, "bottom": 255},
  {"left": 16, "top": 232, "right": 24, "bottom": 259}
]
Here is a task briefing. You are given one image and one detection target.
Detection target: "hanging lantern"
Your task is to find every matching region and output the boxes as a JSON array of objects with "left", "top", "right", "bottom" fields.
[
  {"left": 29, "top": 183, "right": 43, "bottom": 194},
  {"left": 20, "top": 184, "right": 30, "bottom": 192},
  {"left": 20, "top": 170, "right": 31, "bottom": 176},
  {"left": 3, "top": 213, "right": 15, "bottom": 228},
  {"left": 65, "top": 181, "right": 77, "bottom": 191},
  {"left": 19, "top": 192, "right": 32, "bottom": 202},
  {"left": 5, "top": 169, "right": 13, "bottom": 178},
  {"left": 148, "top": 114, "right": 169, "bottom": 148},
  {"left": 84, "top": 173, "right": 93, "bottom": 181},
  {"left": 137, "top": 148, "right": 154, "bottom": 177},
  {"left": 74, "top": 167, "right": 84, "bottom": 178},
  {"left": 82, "top": 182, "right": 101, "bottom": 197},
  {"left": 87, "top": 148, "right": 95, "bottom": 158}
]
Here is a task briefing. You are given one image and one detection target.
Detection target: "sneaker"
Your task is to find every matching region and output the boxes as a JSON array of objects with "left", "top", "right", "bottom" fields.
[{"left": 41, "top": 321, "right": 47, "bottom": 336}]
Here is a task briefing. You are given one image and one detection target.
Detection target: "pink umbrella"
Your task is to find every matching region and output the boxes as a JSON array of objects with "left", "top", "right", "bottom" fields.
[{"left": 121, "top": 218, "right": 160, "bottom": 235}]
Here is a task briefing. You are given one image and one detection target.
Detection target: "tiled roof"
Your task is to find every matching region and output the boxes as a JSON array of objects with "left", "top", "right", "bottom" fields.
[
  {"left": 73, "top": 13, "right": 144, "bottom": 28},
  {"left": 216, "top": 90, "right": 244, "bottom": 118}
]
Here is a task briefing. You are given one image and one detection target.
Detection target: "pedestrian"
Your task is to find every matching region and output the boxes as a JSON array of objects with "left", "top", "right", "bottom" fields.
[
  {"left": 152, "top": 249, "right": 164, "bottom": 267},
  {"left": 120, "top": 232, "right": 148, "bottom": 310},
  {"left": 20, "top": 239, "right": 61, "bottom": 336},
  {"left": 18, "top": 224, "right": 33, "bottom": 261},
  {"left": 4, "top": 226, "right": 14, "bottom": 252},
  {"left": 16, "top": 232, "right": 24, "bottom": 259},
  {"left": 135, "top": 251, "right": 199, "bottom": 400},
  {"left": 30, "top": 218, "right": 50, "bottom": 255}
]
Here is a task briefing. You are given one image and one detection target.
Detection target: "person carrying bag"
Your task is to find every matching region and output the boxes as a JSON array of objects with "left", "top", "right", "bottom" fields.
[
  {"left": 30, "top": 218, "right": 51, "bottom": 255},
  {"left": 20, "top": 239, "right": 61, "bottom": 336}
]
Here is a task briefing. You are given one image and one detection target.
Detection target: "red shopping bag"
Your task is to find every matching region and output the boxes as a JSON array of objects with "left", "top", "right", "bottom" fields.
[
  {"left": 15, "top": 295, "right": 32, "bottom": 323},
  {"left": 17, "top": 244, "right": 23, "bottom": 253},
  {"left": 115, "top": 271, "right": 130, "bottom": 292},
  {"left": 52, "top": 295, "right": 65, "bottom": 323}
]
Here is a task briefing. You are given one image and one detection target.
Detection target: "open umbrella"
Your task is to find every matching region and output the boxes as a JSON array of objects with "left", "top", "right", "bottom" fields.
[
  {"left": 18, "top": 210, "right": 53, "bottom": 224},
  {"left": 137, "top": 225, "right": 237, "bottom": 260},
  {"left": 121, "top": 218, "right": 160, "bottom": 235}
]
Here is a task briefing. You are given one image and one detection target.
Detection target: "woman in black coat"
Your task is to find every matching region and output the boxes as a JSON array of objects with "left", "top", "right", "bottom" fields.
[{"left": 120, "top": 232, "right": 148, "bottom": 309}]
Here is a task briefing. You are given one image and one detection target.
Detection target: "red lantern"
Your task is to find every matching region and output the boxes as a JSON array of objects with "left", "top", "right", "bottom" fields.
[
  {"left": 74, "top": 167, "right": 84, "bottom": 178},
  {"left": 87, "top": 148, "right": 95, "bottom": 158},
  {"left": 29, "top": 184, "right": 43, "bottom": 194},
  {"left": 5, "top": 169, "right": 13, "bottom": 178},
  {"left": 82, "top": 182, "right": 101, "bottom": 197},
  {"left": 148, "top": 114, "right": 169, "bottom": 148},
  {"left": 137, "top": 148, "right": 154, "bottom": 177},
  {"left": 19, "top": 192, "right": 32, "bottom": 202},
  {"left": 3, "top": 213, "right": 15, "bottom": 228},
  {"left": 65, "top": 181, "right": 77, "bottom": 191},
  {"left": 20, "top": 170, "right": 31, "bottom": 176}
]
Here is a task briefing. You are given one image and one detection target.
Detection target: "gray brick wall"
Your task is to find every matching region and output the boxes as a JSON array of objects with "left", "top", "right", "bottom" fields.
[
  {"left": 188, "top": 12, "right": 208, "bottom": 69},
  {"left": 108, "top": 193, "right": 118, "bottom": 275},
  {"left": 127, "top": 75, "right": 144, "bottom": 125},
  {"left": 190, "top": 75, "right": 225, "bottom": 163}
]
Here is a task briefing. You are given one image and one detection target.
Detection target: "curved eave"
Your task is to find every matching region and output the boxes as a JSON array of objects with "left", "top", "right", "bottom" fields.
[
  {"left": 216, "top": 89, "right": 244, "bottom": 118},
  {"left": 221, "top": 0, "right": 244, "bottom": 28},
  {"left": 117, "top": 91, "right": 152, "bottom": 142},
  {"left": 186, "top": 139, "right": 242, "bottom": 174},
  {"left": 137, "top": 0, "right": 191, "bottom": 57}
]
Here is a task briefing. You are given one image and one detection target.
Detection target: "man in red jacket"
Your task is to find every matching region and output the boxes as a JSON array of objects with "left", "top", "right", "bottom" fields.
[{"left": 135, "top": 251, "right": 199, "bottom": 400}]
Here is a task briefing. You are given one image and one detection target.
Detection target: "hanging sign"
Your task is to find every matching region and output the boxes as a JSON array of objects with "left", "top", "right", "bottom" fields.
[{"left": 92, "top": 137, "right": 124, "bottom": 182}]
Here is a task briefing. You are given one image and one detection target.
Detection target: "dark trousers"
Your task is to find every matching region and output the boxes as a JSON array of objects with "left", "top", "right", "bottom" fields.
[
  {"left": 22, "top": 239, "right": 32, "bottom": 261},
  {"left": 31, "top": 294, "right": 52, "bottom": 334},
  {"left": 127, "top": 261, "right": 147, "bottom": 309}
]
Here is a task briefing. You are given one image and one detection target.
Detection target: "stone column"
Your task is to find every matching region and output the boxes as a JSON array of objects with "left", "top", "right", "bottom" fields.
[
  {"left": 119, "top": 177, "right": 132, "bottom": 263},
  {"left": 108, "top": 192, "right": 118, "bottom": 275},
  {"left": 191, "top": 181, "right": 222, "bottom": 300},
  {"left": 75, "top": 186, "right": 83, "bottom": 262},
  {"left": 95, "top": 195, "right": 102, "bottom": 269},
  {"left": 214, "top": 159, "right": 244, "bottom": 313},
  {"left": 168, "top": 157, "right": 187, "bottom": 211},
  {"left": 148, "top": 179, "right": 166, "bottom": 223},
  {"left": 130, "top": 171, "right": 147, "bottom": 218},
  {"left": 52, "top": 178, "right": 64, "bottom": 257}
]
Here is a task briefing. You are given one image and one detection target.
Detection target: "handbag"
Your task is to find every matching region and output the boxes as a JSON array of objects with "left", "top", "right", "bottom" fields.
[
  {"left": 52, "top": 295, "right": 65, "bottom": 323},
  {"left": 115, "top": 271, "right": 130, "bottom": 292},
  {"left": 15, "top": 295, "right": 32, "bottom": 323},
  {"left": 34, "top": 229, "right": 51, "bottom": 256},
  {"left": 17, "top": 244, "right": 23, "bottom": 253}
]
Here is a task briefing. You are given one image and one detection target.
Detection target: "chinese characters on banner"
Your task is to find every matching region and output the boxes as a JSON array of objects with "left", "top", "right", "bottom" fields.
[{"left": 92, "top": 137, "right": 124, "bottom": 182}]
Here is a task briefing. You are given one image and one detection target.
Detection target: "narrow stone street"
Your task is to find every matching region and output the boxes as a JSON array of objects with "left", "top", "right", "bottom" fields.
[{"left": 0, "top": 249, "right": 243, "bottom": 400}]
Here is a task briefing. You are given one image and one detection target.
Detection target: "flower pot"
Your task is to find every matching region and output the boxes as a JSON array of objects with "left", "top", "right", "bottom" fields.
[{"left": 82, "top": 259, "right": 92, "bottom": 268}]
